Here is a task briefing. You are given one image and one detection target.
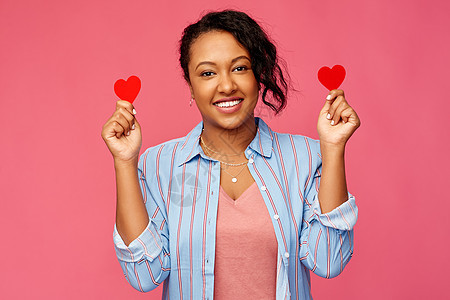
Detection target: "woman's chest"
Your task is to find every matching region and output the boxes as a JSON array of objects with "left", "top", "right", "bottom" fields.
[{"left": 219, "top": 166, "right": 255, "bottom": 200}]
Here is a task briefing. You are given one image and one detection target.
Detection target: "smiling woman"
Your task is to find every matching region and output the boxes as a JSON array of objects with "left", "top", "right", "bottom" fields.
[
  {"left": 101, "top": 9, "right": 360, "bottom": 300},
  {"left": 188, "top": 31, "right": 259, "bottom": 133}
]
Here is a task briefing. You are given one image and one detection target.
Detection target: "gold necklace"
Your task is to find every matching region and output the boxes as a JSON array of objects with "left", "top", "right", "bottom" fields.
[
  {"left": 200, "top": 137, "right": 247, "bottom": 166},
  {"left": 221, "top": 164, "right": 247, "bottom": 183},
  {"left": 199, "top": 136, "right": 242, "bottom": 157},
  {"left": 201, "top": 138, "right": 248, "bottom": 183}
]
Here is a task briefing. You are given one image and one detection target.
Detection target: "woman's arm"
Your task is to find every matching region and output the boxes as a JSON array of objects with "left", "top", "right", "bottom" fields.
[
  {"left": 102, "top": 101, "right": 170, "bottom": 292},
  {"left": 316, "top": 89, "right": 360, "bottom": 213},
  {"left": 317, "top": 143, "right": 348, "bottom": 213},
  {"left": 297, "top": 89, "right": 361, "bottom": 277},
  {"left": 112, "top": 149, "right": 171, "bottom": 292},
  {"left": 101, "top": 100, "right": 149, "bottom": 246},
  {"left": 298, "top": 138, "right": 357, "bottom": 278},
  {"left": 114, "top": 158, "right": 149, "bottom": 246}
]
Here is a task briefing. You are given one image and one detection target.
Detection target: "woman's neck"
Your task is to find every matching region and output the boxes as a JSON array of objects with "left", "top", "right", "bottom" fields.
[{"left": 200, "top": 117, "right": 257, "bottom": 158}]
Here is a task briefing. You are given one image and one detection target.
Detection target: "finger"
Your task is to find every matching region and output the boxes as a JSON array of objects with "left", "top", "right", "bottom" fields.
[
  {"left": 331, "top": 101, "right": 349, "bottom": 126},
  {"left": 102, "top": 121, "right": 117, "bottom": 140},
  {"left": 109, "top": 120, "right": 126, "bottom": 139},
  {"left": 341, "top": 107, "right": 361, "bottom": 127},
  {"left": 116, "top": 106, "right": 135, "bottom": 131},
  {"left": 341, "top": 113, "right": 349, "bottom": 123},
  {"left": 116, "top": 100, "right": 136, "bottom": 118},
  {"left": 133, "top": 117, "right": 141, "bottom": 130},
  {"left": 327, "top": 89, "right": 345, "bottom": 101},
  {"left": 324, "top": 89, "right": 345, "bottom": 118},
  {"left": 327, "top": 95, "right": 345, "bottom": 123},
  {"left": 320, "top": 98, "right": 332, "bottom": 116},
  {"left": 112, "top": 113, "right": 131, "bottom": 137},
  {"left": 102, "top": 116, "right": 126, "bottom": 139},
  {"left": 341, "top": 108, "right": 352, "bottom": 124}
]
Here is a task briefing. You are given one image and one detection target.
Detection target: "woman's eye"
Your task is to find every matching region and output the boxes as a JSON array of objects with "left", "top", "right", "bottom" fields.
[
  {"left": 233, "top": 66, "right": 248, "bottom": 72},
  {"left": 201, "top": 71, "right": 214, "bottom": 77}
]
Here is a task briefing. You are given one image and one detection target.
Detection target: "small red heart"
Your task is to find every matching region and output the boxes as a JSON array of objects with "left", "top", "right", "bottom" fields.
[
  {"left": 317, "top": 65, "right": 346, "bottom": 91},
  {"left": 114, "top": 75, "right": 141, "bottom": 103}
]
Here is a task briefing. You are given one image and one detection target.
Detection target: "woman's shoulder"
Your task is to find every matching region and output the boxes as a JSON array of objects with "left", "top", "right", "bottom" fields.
[
  {"left": 139, "top": 135, "right": 189, "bottom": 160},
  {"left": 137, "top": 119, "right": 204, "bottom": 167},
  {"left": 258, "top": 118, "right": 320, "bottom": 151},
  {"left": 270, "top": 129, "right": 321, "bottom": 154}
]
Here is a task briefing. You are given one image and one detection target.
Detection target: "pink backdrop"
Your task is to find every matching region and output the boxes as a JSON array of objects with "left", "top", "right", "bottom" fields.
[{"left": 1, "top": 0, "right": 449, "bottom": 299}]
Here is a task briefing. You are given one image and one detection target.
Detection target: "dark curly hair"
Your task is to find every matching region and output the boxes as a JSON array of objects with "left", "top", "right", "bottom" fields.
[{"left": 179, "top": 10, "right": 289, "bottom": 115}]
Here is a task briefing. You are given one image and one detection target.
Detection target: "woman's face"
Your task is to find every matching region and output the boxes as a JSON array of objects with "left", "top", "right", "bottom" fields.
[{"left": 188, "top": 30, "right": 259, "bottom": 130}]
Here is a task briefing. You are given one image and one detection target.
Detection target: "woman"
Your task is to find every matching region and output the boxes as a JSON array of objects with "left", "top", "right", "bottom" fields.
[{"left": 101, "top": 10, "right": 360, "bottom": 300}]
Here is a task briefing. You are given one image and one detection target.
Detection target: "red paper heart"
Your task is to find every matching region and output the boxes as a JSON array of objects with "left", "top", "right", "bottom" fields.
[
  {"left": 317, "top": 65, "right": 346, "bottom": 91},
  {"left": 114, "top": 75, "right": 141, "bottom": 103}
]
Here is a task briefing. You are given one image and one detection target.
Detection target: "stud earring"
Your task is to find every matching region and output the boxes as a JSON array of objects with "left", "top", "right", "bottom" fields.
[{"left": 190, "top": 98, "right": 194, "bottom": 107}]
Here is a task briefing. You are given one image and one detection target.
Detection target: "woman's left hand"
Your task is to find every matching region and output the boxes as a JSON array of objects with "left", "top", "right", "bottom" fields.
[{"left": 317, "top": 89, "right": 361, "bottom": 147}]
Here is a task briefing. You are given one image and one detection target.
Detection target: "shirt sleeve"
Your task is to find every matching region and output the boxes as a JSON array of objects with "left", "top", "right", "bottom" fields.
[
  {"left": 299, "top": 139, "right": 358, "bottom": 278},
  {"left": 113, "top": 148, "right": 170, "bottom": 292}
]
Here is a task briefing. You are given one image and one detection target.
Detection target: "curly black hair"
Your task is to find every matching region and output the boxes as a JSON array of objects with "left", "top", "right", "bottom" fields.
[{"left": 179, "top": 10, "right": 290, "bottom": 115}]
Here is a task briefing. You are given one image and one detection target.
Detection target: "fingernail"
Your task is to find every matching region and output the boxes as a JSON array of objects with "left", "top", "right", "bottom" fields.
[
  {"left": 132, "top": 124, "right": 135, "bottom": 130},
  {"left": 331, "top": 120, "right": 335, "bottom": 125},
  {"left": 326, "top": 95, "right": 332, "bottom": 100},
  {"left": 127, "top": 131, "right": 130, "bottom": 136},
  {"left": 133, "top": 109, "right": 137, "bottom": 115},
  {"left": 327, "top": 113, "right": 331, "bottom": 120}
]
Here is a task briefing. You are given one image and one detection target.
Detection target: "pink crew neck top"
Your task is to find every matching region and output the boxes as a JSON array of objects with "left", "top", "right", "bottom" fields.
[{"left": 213, "top": 181, "right": 278, "bottom": 299}]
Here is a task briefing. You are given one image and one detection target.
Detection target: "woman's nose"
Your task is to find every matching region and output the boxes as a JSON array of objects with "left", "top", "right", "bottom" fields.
[{"left": 217, "top": 73, "right": 237, "bottom": 94}]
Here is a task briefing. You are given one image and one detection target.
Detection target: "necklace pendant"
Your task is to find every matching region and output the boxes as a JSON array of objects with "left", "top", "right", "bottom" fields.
[{"left": 231, "top": 177, "right": 238, "bottom": 183}]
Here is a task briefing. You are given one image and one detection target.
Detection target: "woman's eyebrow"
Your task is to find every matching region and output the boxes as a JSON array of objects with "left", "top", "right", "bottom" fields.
[
  {"left": 195, "top": 61, "right": 215, "bottom": 71},
  {"left": 195, "top": 55, "right": 251, "bottom": 71},
  {"left": 231, "top": 55, "right": 250, "bottom": 63}
]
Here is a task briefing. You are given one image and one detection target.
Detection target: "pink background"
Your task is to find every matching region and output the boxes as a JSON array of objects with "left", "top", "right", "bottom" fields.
[{"left": 1, "top": 0, "right": 449, "bottom": 299}]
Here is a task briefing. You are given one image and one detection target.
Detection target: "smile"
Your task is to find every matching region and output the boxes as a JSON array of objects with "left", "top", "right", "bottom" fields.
[{"left": 213, "top": 99, "right": 243, "bottom": 108}]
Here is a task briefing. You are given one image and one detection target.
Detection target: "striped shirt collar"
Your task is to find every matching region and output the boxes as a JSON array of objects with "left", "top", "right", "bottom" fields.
[{"left": 177, "top": 117, "right": 273, "bottom": 167}]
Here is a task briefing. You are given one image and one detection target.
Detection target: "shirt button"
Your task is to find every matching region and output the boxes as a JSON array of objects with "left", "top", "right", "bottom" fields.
[
  {"left": 274, "top": 214, "right": 279, "bottom": 220},
  {"left": 247, "top": 150, "right": 252, "bottom": 155},
  {"left": 248, "top": 158, "right": 254, "bottom": 164},
  {"left": 284, "top": 252, "right": 290, "bottom": 258},
  {"left": 260, "top": 185, "right": 267, "bottom": 191}
]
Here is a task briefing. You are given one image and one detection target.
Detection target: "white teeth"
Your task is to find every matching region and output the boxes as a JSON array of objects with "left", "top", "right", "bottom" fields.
[{"left": 214, "top": 99, "right": 242, "bottom": 108}]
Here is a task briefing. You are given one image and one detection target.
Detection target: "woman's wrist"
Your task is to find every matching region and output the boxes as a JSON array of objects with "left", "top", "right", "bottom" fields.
[
  {"left": 320, "top": 141, "right": 345, "bottom": 157},
  {"left": 114, "top": 156, "right": 139, "bottom": 169}
]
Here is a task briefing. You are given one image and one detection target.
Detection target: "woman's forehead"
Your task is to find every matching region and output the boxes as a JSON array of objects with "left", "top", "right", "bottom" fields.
[{"left": 189, "top": 31, "right": 250, "bottom": 65}]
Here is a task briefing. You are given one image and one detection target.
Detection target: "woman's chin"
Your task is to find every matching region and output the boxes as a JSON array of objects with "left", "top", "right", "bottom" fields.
[{"left": 215, "top": 114, "right": 255, "bottom": 131}]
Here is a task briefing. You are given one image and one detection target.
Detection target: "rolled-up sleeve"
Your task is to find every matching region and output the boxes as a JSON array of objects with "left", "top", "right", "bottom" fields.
[
  {"left": 307, "top": 193, "right": 358, "bottom": 231},
  {"left": 299, "top": 141, "right": 358, "bottom": 279},
  {"left": 113, "top": 148, "right": 170, "bottom": 292}
]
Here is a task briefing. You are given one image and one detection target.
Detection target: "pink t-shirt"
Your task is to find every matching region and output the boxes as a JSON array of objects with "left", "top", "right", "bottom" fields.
[{"left": 213, "top": 181, "right": 278, "bottom": 299}]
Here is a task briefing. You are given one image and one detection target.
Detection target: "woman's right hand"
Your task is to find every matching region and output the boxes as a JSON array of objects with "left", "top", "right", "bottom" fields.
[{"left": 101, "top": 100, "right": 142, "bottom": 163}]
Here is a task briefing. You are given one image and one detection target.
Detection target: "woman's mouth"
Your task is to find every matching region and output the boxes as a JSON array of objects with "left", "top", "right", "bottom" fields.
[
  {"left": 213, "top": 99, "right": 243, "bottom": 108},
  {"left": 212, "top": 98, "right": 244, "bottom": 114}
]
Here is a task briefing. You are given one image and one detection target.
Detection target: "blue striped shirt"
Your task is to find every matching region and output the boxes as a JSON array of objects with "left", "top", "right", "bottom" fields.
[{"left": 113, "top": 117, "right": 358, "bottom": 299}]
